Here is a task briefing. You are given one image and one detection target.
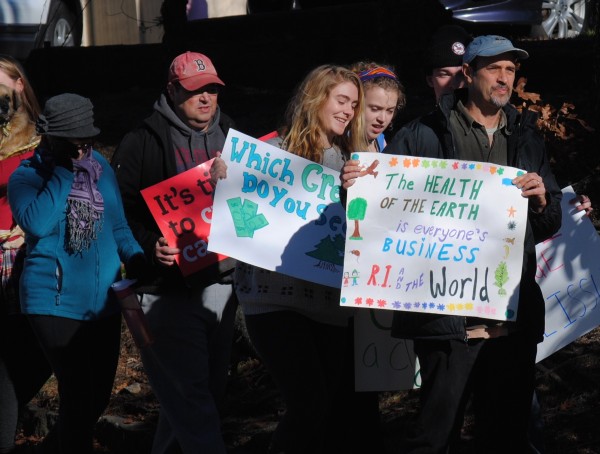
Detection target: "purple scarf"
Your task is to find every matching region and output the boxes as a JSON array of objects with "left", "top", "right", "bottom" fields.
[{"left": 65, "top": 145, "right": 104, "bottom": 254}]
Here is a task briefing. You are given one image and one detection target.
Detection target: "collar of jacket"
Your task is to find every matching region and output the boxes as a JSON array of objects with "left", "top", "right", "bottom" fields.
[
  {"left": 435, "top": 88, "right": 536, "bottom": 161},
  {"left": 437, "top": 88, "right": 525, "bottom": 130}
]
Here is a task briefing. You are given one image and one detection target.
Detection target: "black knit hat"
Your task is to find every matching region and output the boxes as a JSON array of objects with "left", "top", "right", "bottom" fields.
[
  {"left": 424, "top": 25, "right": 473, "bottom": 72},
  {"left": 36, "top": 93, "right": 100, "bottom": 138}
]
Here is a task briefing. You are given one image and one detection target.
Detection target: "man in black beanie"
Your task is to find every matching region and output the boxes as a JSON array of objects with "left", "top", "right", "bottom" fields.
[{"left": 424, "top": 24, "right": 473, "bottom": 103}]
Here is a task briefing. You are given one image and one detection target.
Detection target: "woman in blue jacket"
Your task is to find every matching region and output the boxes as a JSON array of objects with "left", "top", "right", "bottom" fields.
[{"left": 8, "top": 93, "right": 145, "bottom": 454}]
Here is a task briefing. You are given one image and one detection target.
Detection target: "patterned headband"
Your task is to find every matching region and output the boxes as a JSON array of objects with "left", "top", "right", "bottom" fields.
[{"left": 357, "top": 67, "right": 398, "bottom": 82}]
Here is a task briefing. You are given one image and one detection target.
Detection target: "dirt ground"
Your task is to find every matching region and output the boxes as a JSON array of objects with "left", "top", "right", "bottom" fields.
[{"left": 23, "top": 320, "right": 600, "bottom": 453}]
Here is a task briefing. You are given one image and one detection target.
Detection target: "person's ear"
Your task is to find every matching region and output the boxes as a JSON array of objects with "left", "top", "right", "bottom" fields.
[
  {"left": 426, "top": 75, "right": 434, "bottom": 88},
  {"left": 166, "top": 82, "right": 176, "bottom": 100},
  {"left": 462, "top": 63, "right": 473, "bottom": 85},
  {"left": 11, "top": 87, "right": 21, "bottom": 111},
  {"left": 14, "top": 77, "right": 24, "bottom": 94}
]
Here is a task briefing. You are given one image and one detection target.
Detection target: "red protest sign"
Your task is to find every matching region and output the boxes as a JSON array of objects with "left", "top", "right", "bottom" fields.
[{"left": 140, "top": 159, "right": 228, "bottom": 277}]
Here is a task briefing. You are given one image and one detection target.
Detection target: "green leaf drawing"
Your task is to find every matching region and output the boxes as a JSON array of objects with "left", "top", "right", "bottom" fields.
[{"left": 494, "top": 261, "right": 509, "bottom": 296}]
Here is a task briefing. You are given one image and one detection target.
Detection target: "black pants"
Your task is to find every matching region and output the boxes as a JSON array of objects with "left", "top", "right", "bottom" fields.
[
  {"left": 0, "top": 313, "right": 52, "bottom": 453},
  {"left": 408, "top": 331, "right": 538, "bottom": 454},
  {"left": 244, "top": 311, "right": 347, "bottom": 454},
  {"left": 28, "top": 313, "right": 122, "bottom": 454},
  {"left": 329, "top": 315, "right": 385, "bottom": 454}
]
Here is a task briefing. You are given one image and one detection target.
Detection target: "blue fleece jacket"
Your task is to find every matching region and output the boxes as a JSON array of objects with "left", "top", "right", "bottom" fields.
[{"left": 8, "top": 149, "right": 143, "bottom": 320}]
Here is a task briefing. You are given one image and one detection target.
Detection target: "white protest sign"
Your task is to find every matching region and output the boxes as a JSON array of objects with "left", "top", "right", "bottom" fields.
[
  {"left": 209, "top": 129, "right": 346, "bottom": 288},
  {"left": 341, "top": 153, "right": 528, "bottom": 321},
  {"left": 354, "top": 309, "right": 419, "bottom": 391},
  {"left": 355, "top": 185, "right": 600, "bottom": 391},
  {"left": 535, "top": 186, "right": 600, "bottom": 362}
]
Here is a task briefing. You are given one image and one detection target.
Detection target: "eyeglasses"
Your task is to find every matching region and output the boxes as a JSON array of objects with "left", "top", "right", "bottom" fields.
[
  {"left": 75, "top": 142, "right": 93, "bottom": 153},
  {"left": 50, "top": 138, "right": 93, "bottom": 158},
  {"left": 68, "top": 142, "right": 93, "bottom": 159}
]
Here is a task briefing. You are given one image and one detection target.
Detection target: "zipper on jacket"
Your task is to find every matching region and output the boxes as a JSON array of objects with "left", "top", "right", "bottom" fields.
[{"left": 55, "top": 260, "right": 62, "bottom": 305}]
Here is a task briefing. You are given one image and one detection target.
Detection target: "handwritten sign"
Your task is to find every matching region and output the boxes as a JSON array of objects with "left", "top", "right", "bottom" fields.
[
  {"left": 341, "top": 153, "right": 528, "bottom": 321},
  {"left": 355, "top": 186, "right": 600, "bottom": 391},
  {"left": 140, "top": 159, "right": 228, "bottom": 277},
  {"left": 536, "top": 186, "right": 600, "bottom": 362},
  {"left": 209, "top": 129, "right": 346, "bottom": 288},
  {"left": 354, "top": 309, "right": 419, "bottom": 391}
]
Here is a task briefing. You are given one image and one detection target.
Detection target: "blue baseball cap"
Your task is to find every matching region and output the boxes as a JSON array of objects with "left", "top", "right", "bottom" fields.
[{"left": 463, "top": 35, "right": 529, "bottom": 64}]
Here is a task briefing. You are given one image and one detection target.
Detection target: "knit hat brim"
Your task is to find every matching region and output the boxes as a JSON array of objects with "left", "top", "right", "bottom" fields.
[{"left": 37, "top": 93, "right": 100, "bottom": 139}]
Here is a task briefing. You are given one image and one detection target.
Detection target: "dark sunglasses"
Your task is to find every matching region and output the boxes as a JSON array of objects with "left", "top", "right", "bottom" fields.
[
  {"left": 51, "top": 137, "right": 93, "bottom": 157},
  {"left": 198, "top": 84, "right": 220, "bottom": 95},
  {"left": 176, "top": 83, "right": 221, "bottom": 95}
]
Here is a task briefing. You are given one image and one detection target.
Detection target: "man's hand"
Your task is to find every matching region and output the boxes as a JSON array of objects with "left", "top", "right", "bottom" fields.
[
  {"left": 209, "top": 153, "right": 228, "bottom": 185},
  {"left": 570, "top": 194, "right": 593, "bottom": 216},
  {"left": 154, "top": 237, "right": 180, "bottom": 267},
  {"left": 512, "top": 172, "right": 547, "bottom": 213}
]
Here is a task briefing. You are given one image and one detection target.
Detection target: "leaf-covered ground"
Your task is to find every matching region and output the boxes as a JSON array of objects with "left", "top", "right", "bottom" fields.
[{"left": 21, "top": 321, "right": 600, "bottom": 454}]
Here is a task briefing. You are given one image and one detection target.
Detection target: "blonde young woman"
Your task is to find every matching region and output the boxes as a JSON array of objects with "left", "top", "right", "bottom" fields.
[
  {"left": 0, "top": 54, "right": 52, "bottom": 454},
  {"left": 326, "top": 61, "right": 409, "bottom": 454},
  {"left": 235, "top": 65, "right": 368, "bottom": 454},
  {"left": 351, "top": 61, "right": 406, "bottom": 152}
]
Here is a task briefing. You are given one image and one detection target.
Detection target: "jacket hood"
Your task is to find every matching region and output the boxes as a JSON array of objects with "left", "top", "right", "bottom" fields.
[{"left": 153, "top": 92, "right": 223, "bottom": 137}]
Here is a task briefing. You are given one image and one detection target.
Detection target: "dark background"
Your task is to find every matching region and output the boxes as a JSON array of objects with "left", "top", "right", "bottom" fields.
[{"left": 23, "top": 0, "right": 599, "bottom": 146}]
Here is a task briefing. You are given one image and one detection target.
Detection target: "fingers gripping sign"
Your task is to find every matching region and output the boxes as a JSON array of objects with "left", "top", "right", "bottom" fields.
[{"left": 512, "top": 172, "right": 547, "bottom": 214}]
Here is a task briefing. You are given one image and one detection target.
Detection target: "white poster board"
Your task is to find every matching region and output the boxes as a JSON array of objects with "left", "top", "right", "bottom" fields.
[
  {"left": 355, "top": 185, "right": 600, "bottom": 390},
  {"left": 535, "top": 186, "right": 600, "bottom": 362},
  {"left": 354, "top": 309, "right": 419, "bottom": 391},
  {"left": 341, "top": 152, "right": 528, "bottom": 321},
  {"left": 209, "top": 129, "right": 346, "bottom": 288}
]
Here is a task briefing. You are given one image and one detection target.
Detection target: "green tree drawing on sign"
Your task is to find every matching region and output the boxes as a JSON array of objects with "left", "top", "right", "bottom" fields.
[
  {"left": 347, "top": 197, "right": 367, "bottom": 240},
  {"left": 306, "top": 234, "right": 345, "bottom": 271}
]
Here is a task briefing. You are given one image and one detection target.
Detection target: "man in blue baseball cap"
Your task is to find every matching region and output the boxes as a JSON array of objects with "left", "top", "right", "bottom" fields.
[
  {"left": 463, "top": 34, "right": 529, "bottom": 63},
  {"left": 344, "top": 34, "right": 563, "bottom": 453}
]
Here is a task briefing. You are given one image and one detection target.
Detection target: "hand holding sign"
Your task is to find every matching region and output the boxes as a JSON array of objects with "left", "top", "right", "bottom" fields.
[
  {"left": 140, "top": 158, "right": 229, "bottom": 277},
  {"left": 154, "top": 237, "right": 179, "bottom": 267},
  {"left": 341, "top": 152, "right": 529, "bottom": 321}
]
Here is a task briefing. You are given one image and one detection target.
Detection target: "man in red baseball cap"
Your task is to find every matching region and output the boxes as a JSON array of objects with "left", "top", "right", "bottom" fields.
[
  {"left": 166, "top": 51, "right": 226, "bottom": 131},
  {"left": 168, "top": 51, "right": 225, "bottom": 90},
  {"left": 111, "top": 51, "right": 237, "bottom": 454}
]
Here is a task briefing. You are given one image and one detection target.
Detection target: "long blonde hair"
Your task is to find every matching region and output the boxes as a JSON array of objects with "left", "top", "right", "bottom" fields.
[
  {"left": 281, "top": 65, "right": 368, "bottom": 163},
  {"left": 0, "top": 54, "right": 41, "bottom": 120}
]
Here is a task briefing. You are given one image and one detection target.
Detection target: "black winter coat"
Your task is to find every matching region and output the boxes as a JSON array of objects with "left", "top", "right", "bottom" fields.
[
  {"left": 385, "top": 90, "right": 562, "bottom": 343},
  {"left": 111, "top": 105, "right": 236, "bottom": 293}
]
